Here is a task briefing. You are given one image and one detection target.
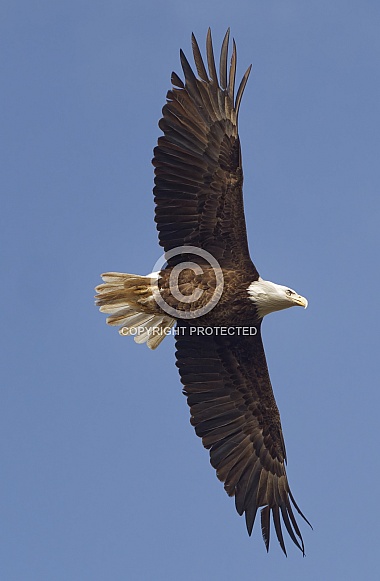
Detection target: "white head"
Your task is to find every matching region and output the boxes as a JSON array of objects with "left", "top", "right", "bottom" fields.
[{"left": 248, "top": 277, "right": 308, "bottom": 319}]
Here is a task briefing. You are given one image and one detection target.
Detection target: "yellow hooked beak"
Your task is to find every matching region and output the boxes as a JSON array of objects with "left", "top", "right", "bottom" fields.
[{"left": 293, "top": 295, "right": 308, "bottom": 309}]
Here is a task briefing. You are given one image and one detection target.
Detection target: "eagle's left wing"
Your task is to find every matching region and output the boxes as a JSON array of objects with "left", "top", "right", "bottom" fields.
[
  {"left": 175, "top": 323, "right": 310, "bottom": 555},
  {"left": 153, "top": 29, "right": 258, "bottom": 276}
]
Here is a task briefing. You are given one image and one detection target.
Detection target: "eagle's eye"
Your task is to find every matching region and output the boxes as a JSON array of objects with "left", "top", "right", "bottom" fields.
[{"left": 285, "top": 289, "right": 294, "bottom": 297}]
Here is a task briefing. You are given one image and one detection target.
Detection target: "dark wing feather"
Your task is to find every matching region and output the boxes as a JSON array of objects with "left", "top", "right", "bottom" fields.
[
  {"left": 175, "top": 323, "right": 310, "bottom": 555},
  {"left": 153, "top": 29, "right": 257, "bottom": 275}
]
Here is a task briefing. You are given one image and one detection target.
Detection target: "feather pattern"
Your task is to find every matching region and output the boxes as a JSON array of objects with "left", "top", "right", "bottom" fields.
[
  {"left": 175, "top": 323, "right": 310, "bottom": 555},
  {"left": 153, "top": 28, "right": 256, "bottom": 274}
]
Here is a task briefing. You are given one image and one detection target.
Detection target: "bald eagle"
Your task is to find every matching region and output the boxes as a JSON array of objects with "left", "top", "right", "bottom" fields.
[{"left": 96, "top": 29, "right": 310, "bottom": 555}]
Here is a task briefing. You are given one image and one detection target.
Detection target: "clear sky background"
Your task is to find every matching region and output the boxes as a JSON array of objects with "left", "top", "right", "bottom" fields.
[{"left": 1, "top": 1, "right": 380, "bottom": 579}]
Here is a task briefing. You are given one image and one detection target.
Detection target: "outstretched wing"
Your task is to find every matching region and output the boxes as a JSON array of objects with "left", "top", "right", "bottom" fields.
[
  {"left": 175, "top": 323, "right": 310, "bottom": 555},
  {"left": 153, "top": 29, "right": 258, "bottom": 276}
]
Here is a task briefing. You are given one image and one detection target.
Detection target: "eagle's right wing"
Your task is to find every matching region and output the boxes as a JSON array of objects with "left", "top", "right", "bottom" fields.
[{"left": 175, "top": 322, "right": 311, "bottom": 555}]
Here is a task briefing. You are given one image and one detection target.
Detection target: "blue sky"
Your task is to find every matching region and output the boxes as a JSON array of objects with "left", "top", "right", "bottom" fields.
[{"left": 1, "top": 1, "right": 380, "bottom": 579}]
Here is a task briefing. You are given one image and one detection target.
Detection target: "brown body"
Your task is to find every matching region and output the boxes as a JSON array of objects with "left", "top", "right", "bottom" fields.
[{"left": 158, "top": 266, "right": 260, "bottom": 326}]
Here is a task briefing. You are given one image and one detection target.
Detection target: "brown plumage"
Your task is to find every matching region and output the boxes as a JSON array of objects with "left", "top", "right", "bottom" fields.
[
  {"left": 153, "top": 29, "right": 255, "bottom": 273},
  {"left": 175, "top": 323, "right": 310, "bottom": 556},
  {"left": 95, "top": 28, "right": 310, "bottom": 555}
]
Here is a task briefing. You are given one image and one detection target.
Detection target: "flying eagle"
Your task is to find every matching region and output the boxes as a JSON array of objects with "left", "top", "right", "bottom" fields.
[{"left": 96, "top": 29, "right": 310, "bottom": 555}]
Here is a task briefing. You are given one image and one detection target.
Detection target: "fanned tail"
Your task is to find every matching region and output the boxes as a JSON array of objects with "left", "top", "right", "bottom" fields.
[{"left": 95, "top": 272, "right": 175, "bottom": 349}]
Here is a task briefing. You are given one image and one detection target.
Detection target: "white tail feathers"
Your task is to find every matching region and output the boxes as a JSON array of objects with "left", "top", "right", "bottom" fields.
[{"left": 95, "top": 272, "right": 176, "bottom": 349}]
